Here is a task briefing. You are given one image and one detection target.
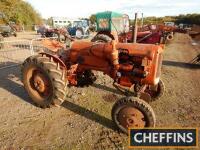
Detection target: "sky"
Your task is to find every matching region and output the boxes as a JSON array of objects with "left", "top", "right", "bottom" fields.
[{"left": 26, "top": 0, "right": 200, "bottom": 19}]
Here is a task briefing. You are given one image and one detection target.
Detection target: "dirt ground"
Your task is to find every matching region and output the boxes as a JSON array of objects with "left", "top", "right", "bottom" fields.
[{"left": 0, "top": 32, "right": 200, "bottom": 149}]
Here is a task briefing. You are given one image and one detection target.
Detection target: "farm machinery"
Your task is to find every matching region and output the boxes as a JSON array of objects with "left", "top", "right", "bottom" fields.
[
  {"left": 0, "top": 12, "right": 17, "bottom": 37},
  {"left": 91, "top": 11, "right": 185, "bottom": 44},
  {"left": 21, "top": 34, "right": 164, "bottom": 133},
  {"left": 38, "top": 19, "right": 90, "bottom": 40},
  {"left": 67, "top": 19, "right": 90, "bottom": 39},
  {"left": 91, "top": 11, "right": 165, "bottom": 44},
  {"left": 38, "top": 27, "right": 74, "bottom": 42}
]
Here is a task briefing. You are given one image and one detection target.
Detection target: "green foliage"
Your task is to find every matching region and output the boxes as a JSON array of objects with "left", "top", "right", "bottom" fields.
[
  {"left": 89, "top": 14, "right": 96, "bottom": 24},
  {"left": 131, "top": 13, "right": 200, "bottom": 25},
  {"left": 175, "top": 14, "right": 200, "bottom": 25},
  {"left": 45, "top": 17, "right": 53, "bottom": 26},
  {"left": 136, "top": 16, "right": 176, "bottom": 25},
  {"left": 0, "top": 0, "right": 42, "bottom": 25}
]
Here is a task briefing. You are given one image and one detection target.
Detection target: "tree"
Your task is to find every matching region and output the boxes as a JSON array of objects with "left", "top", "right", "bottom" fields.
[
  {"left": 46, "top": 17, "right": 53, "bottom": 26},
  {"left": 0, "top": 0, "right": 42, "bottom": 25},
  {"left": 89, "top": 14, "right": 96, "bottom": 24}
]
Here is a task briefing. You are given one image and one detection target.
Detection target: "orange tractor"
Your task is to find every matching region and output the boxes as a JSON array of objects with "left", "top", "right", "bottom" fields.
[{"left": 21, "top": 38, "right": 164, "bottom": 134}]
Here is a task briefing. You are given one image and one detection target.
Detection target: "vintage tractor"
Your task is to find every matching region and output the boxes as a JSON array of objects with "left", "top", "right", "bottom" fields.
[
  {"left": 119, "top": 24, "right": 165, "bottom": 44},
  {"left": 67, "top": 19, "right": 90, "bottom": 39},
  {"left": 156, "top": 24, "right": 187, "bottom": 42},
  {"left": 91, "top": 11, "right": 186, "bottom": 44},
  {"left": 21, "top": 39, "right": 164, "bottom": 134},
  {"left": 0, "top": 12, "right": 17, "bottom": 37}
]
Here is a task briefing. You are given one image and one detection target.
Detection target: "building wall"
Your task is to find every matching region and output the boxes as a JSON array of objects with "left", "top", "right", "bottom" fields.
[{"left": 52, "top": 17, "right": 71, "bottom": 27}]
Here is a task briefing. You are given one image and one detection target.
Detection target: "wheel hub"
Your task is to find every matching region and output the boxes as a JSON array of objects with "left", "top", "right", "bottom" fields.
[
  {"left": 118, "top": 107, "right": 146, "bottom": 128},
  {"left": 33, "top": 72, "right": 48, "bottom": 93}
]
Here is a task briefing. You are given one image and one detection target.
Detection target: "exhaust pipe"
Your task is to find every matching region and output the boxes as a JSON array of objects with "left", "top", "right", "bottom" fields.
[{"left": 133, "top": 13, "right": 138, "bottom": 43}]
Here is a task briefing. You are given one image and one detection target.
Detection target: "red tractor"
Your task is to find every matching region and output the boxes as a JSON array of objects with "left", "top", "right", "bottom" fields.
[{"left": 21, "top": 37, "right": 165, "bottom": 134}]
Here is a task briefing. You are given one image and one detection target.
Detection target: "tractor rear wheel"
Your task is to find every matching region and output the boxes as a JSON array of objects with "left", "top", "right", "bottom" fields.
[
  {"left": 112, "top": 97, "right": 156, "bottom": 134},
  {"left": 91, "top": 34, "right": 112, "bottom": 43},
  {"left": 75, "top": 29, "right": 83, "bottom": 39},
  {"left": 21, "top": 54, "right": 67, "bottom": 108}
]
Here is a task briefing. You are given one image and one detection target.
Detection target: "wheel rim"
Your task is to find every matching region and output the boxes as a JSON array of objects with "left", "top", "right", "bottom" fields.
[
  {"left": 117, "top": 106, "right": 146, "bottom": 129},
  {"left": 76, "top": 30, "right": 82, "bottom": 38},
  {"left": 33, "top": 71, "right": 49, "bottom": 94},
  {"left": 25, "top": 65, "right": 53, "bottom": 102}
]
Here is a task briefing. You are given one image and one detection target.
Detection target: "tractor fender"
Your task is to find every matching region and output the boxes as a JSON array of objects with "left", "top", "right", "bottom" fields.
[
  {"left": 39, "top": 52, "right": 67, "bottom": 70},
  {"left": 95, "top": 31, "right": 116, "bottom": 40}
]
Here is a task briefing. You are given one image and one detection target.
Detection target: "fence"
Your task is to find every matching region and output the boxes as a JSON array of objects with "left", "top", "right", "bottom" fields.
[{"left": 0, "top": 37, "right": 58, "bottom": 70}]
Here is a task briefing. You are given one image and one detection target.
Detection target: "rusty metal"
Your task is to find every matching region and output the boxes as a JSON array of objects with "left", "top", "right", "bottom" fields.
[
  {"left": 117, "top": 107, "right": 146, "bottom": 128},
  {"left": 41, "top": 39, "right": 163, "bottom": 88},
  {"left": 25, "top": 65, "right": 52, "bottom": 101},
  {"left": 33, "top": 71, "right": 49, "bottom": 93}
]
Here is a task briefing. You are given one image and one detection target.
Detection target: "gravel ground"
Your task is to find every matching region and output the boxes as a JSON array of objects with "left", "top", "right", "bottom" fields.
[{"left": 0, "top": 32, "right": 199, "bottom": 149}]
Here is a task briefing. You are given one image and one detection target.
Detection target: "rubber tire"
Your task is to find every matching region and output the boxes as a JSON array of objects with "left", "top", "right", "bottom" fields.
[
  {"left": 91, "top": 34, "right": 112, "bottom": 43},
  {"left": 112, "top": 97, "right": 156, "bottom": 134},
  {"left": 21, "top": 54, "right": 67, "bottom": 108},
  {"left": 150, "top": 79, "right": 165, "bottom": 101}
]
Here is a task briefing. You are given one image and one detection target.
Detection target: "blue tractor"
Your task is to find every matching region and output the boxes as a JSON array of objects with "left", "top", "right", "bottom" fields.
[{"left": 67, "top": 19, "right": 90, "bottom": 39}]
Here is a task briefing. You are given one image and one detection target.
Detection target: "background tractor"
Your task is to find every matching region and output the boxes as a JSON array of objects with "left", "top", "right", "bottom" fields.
[
  {"left": 67, "top": 19, "right": 90, "bottom": 39},
  {"left": 0, "top": 12, "right": 17, "bottom": 37},
  {"left": 21, "top": 38, "right": 165, "bottom": 134},
  {"left": 91, "top": 11, "right": 165, "bottom": 44},
  {"left": 91, "top": 11, "right": 186, "bottom": 44},
  {"left": 0, "top": 25, "right": 17, "bottom": 37}
]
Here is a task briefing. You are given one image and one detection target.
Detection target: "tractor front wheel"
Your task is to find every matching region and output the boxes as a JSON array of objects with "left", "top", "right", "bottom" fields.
[
  {"left": 145, "top": 79, "right": 165, "bottom": 101},
  {"left": 112, "top": 97, "right": 156, "bottom": 134},
  {"left": 21, "top": 54, "right": 67, "bottom": 108}
]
